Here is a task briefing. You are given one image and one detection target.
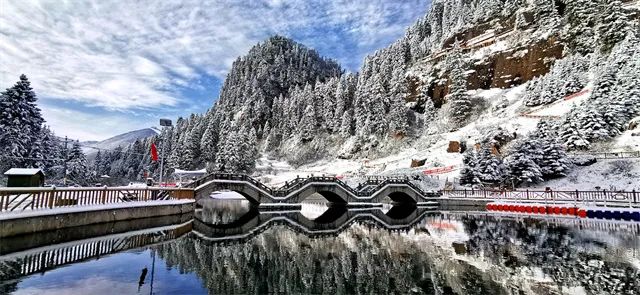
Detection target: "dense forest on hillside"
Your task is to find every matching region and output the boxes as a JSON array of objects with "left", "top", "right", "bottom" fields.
[{"left": 2, "top": 0, "right": 639, "bottom": 187}]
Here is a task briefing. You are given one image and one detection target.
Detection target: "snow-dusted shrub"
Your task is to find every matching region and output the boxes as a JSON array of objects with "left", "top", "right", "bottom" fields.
[
  {"left": 605, "top": 160, "right": 634, "bottom": 177},
  {"left": 570, "top": 155, "right": 597, "bottom": 166}
]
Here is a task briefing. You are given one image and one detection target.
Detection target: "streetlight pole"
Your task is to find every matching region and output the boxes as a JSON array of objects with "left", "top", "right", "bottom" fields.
[{"left": 158, "top": 119, "right": 172, "bottom": 187}]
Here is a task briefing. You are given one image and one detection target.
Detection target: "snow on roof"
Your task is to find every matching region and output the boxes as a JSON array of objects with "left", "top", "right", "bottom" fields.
[
  {"left": 173, "top": 168, "right": 207, "bottom": 175},
  {"left": 4, "top": 168, "right": 44, "bottom": 176}
]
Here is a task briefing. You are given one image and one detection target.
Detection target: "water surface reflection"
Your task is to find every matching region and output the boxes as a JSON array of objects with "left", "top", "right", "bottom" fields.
[{"left": 1, "top": 202, "right": 638, "bottom": 294}]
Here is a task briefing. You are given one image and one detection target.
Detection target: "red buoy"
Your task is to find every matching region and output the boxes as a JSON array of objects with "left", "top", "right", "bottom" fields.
[
  {"left": 553, "top": 207, "right": 561, "bottom": 214},
  {"left": 525, "top": 206, "right": 532, "bottom": 213},
  {"left": 533, "top": 207, "right": 539, "bottom": 214},
  {"left": 568, "top": 207, "right": 576, "bottom": 215},
  {"left": 539, "top": 207, "right": 547, "bottom": 214},
  {"left": 561, "top": 207, "right": 568, "bottom": 215},
  {"left": 578, "top": 209, "right": 587, "bottom": 218}
]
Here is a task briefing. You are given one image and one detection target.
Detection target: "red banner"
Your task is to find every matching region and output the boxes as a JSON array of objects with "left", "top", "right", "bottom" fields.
[{"left": 150, "top": 143, "right": 159, "bottom": 162}]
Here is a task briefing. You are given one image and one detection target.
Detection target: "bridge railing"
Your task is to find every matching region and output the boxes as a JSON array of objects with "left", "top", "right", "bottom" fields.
[
  {"left": 0, "top": 186, "right": 194, "bottom": 213},
  {"left": 189, "top": 172, "right": 434, "bottom": 199},
  {"left": 188, "top": 173, "right": 276, "bottom": 195},
  {"left": 441, "top": 189, "right": 639, "bottom": 206}
]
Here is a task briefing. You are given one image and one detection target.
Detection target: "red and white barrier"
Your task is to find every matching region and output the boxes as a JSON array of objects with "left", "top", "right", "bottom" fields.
[{"left": 423, "top": 165, "right": 459, "bottom": 175}]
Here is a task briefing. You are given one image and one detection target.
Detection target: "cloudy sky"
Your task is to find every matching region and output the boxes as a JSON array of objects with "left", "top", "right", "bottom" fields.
[{"left": 1, "top": 0, "right": 429, "bottom": 141}]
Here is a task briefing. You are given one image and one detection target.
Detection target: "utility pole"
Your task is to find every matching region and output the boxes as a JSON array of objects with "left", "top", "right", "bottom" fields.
[
  {"left": 158, "top": 119, "right": 172, "bottom": 187},
  {"left": 63, "top": 136, "right": 68, "bottom": 186}
]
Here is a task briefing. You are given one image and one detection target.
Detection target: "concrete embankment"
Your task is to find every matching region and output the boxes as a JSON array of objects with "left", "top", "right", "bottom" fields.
[{"left": 0, "top": 200, "right": 195, "bottom": 238}]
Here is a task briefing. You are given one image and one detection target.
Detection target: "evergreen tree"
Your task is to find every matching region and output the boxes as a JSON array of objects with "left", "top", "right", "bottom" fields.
[
  {"left": 539, "top": 139, "right": 570, "bottom": 178},
  {"left": 597, "top": 0, "right": 628, "bottom": 53},
  {"left": 564, "top": 0, "right": 599, "bottom": 54},
  {"left": 299, "top": 104, "right": 317, "bottom": 142},
  {"left": 504, "top": 140, "right": 544, "bottom": 186},
  {"left": 560, "top": 111, "right": 590, "bottom": 150},
  {"left": 476, "top": 147, "right": 506, "bottom": 185},
  {"left": 339, "top": 110, "right": 353, "bottom": 137},
  {"left": 446, "top": 41, "right": 471, "bottom": 126},
  {"left": 459, "top": 150, "right": 480, "bottom": 185},
  {"left": 67, "top": 141, "right": 90, "bottom": 185},
  {"left": 0, "top": 74, "right": 45, "bottom": 172}
]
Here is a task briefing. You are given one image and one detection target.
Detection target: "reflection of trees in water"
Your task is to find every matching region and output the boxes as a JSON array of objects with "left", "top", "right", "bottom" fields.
[
  {"left": 197, "top": 199, "right": 252, "bottom": 224},
  {"left": 156, "top": 223, "right": 507, "bottom": 294},
  {"left": 0, "top": 259, "right": 22, "bottom": 293},
  {"left": 460, "top": 215, "right": 640, "bottom": 294}
]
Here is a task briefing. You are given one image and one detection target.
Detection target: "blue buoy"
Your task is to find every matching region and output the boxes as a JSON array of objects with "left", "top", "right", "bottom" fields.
[
  {"left": 632, "top": 212, "right": 640, "bottom": 222},
  {"left": 621, "top": 211, "right": 631, "bottom": 221},
  {"left": 611, "top": 211, "right": 622, "bottom": 220}
]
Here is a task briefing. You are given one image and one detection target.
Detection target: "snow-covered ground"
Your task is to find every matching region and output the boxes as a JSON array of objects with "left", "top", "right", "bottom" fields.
[
  {"left": 529, "top": 158, "right": 640, "bottom": 191},
  {"left": 255, "top": 85, "right": 639, "bottom": 192},
  {"left": 0, "top": 199, "right": 194, "bottom": 221}
]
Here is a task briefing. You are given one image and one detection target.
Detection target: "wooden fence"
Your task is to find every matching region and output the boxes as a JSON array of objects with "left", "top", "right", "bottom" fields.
[
  {"left": 0, "top": 186, "right": 194, "bottom": 212},
  {"left": 441, "top": 189, "right": 639, "bottom": 206},
  {"left": 571, "top": 151, "right": 640, "bottom": 160}
]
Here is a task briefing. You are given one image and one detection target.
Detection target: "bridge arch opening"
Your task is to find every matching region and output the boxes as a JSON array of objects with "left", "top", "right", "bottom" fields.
[
  {"left": 387, "top": 191, "right": 417, "bottom": 204},
  {"left": 197, "top": 193, "right": 259, "bottom": 225},
  {"left": 385, "top": 205, "right": 417, "bottom": 220},
  {"left": 300, "top": 191, "right": 348, "bottom": 205},
  {"left": 201, "top": 189, "right": 260, "bottom": 204}
]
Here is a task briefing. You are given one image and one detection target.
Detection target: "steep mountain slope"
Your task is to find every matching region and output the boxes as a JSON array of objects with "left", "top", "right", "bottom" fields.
[{"left": 101, "top": 0, "right": 640, "bottom": 188}]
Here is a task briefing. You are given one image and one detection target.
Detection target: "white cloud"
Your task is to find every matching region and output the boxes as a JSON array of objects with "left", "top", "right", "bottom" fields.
[
  {"left": 1, "top": 0, "right": 429, "bottom": 139},
  {"left": 40, "top": 105, "right": 155, "bottom": 141}
]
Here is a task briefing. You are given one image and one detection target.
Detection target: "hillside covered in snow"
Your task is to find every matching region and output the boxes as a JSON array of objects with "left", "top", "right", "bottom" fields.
[{"left": 99, "top": 0, "right": 640, "bottom": 189}]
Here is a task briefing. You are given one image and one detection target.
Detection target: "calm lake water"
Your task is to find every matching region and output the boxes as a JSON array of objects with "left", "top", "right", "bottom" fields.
[{"left": 1, "top": 200, "right": 639, "bottom": 295}]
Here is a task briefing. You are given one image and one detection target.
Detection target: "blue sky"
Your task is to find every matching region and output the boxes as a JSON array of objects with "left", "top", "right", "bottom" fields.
[{"left": 0, "top": 0, "right": 430, "bottom": 141}]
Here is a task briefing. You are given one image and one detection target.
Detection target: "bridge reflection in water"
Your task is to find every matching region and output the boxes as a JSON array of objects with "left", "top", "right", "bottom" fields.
[
  {"left": 2, "top": 207, "right": 639, "bottom": 294},
  {"left": 193, "top": 201, "right": 437, "bottom": 243}
]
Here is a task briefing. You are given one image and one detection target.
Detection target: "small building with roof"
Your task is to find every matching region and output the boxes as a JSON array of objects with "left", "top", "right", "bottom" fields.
[{"left": 3, "top": 168, "right": 45, "bottom": 187}]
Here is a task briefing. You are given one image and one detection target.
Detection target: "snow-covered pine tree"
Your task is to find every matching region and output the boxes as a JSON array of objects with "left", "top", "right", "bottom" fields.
[
  {"left": 299, "top": 104, "right": 317, "bottom": 142},
  {"left": 564, "top": 0, "right": 599, "bottom": 54},
  {"left": 597, "top": 0, "right": 629, "bottom": 53},
  {"left": 459, "top": 150, "right": 480, "bottom": 185},
  {"left": 446, "top": 40, "right": 471, "bottom": 126},
  {"left": 476, "top": 147, "right": 506, "bottom": 185},
  {"left": 243, "top": 127, "right": 259, "bottom": 172},
  {"left": 200, "top": 120, "right": 218, "bottom": 165},
  {"left": 562, "top": 56, "right": 588, "bottom": 95},
  {"left": 530, "top": 119, "right": 558, "bottom": 141},
  {"left": 365, "top": 79, "right": 388, "bottom": 137},
  {"left": 504, "top": 140, "right": 544, "bottom": 186},
  {"left": 532, "top": 0, "right": 560, "bottom": 29},
  {"left": 67, "top": 141, "right": 90, "bottom": 185},
  {"left": 0, "top": 74, "right": 45, "bottom": 173},
  {"left": 539, "top": 139, "right": 570, "bottom": 178},
  {"left": 559, "top": 111, "right": 590, "bottom": 150},
  {"left": 578, "top": 106, "right": 610, "bottom": 142},
  {"left": 523, "top": 77, "right": 542, "bottom": 106},
  {"left": 388, "top": 94, "right": 408, "bottom": 136},
  {"left": 616, "top": 57, "right": 640, "bottom": 121},
  {"left": 339, "top": 110, "right": 353, "bottom": 138}
]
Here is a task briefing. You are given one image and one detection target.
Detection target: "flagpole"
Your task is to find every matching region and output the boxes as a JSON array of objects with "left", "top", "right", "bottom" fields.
[
  {"left": 159, "top": 142, "right": 164, "bottom": 187},
  {"left": 158, "top": 119, "right": 172, "bottom": 187}
]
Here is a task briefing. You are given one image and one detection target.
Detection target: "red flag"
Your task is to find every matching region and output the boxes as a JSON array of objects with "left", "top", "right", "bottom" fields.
[{"left": 150, "top": 143, "right": 159, "bottom": 162}]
